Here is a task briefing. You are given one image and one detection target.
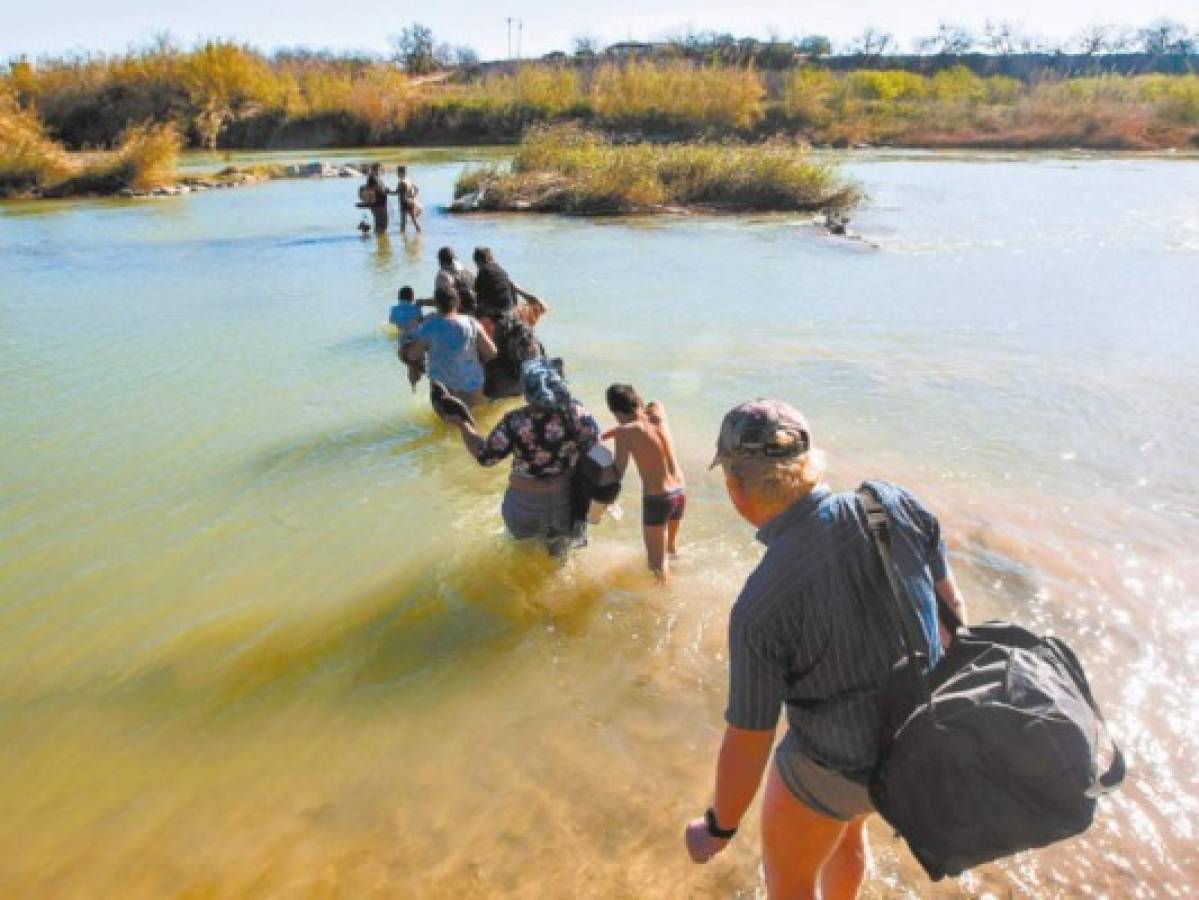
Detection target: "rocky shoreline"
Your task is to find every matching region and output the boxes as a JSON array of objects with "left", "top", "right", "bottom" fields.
[{"left": 114, "top": 161, "right": 366, "bottom": 199}]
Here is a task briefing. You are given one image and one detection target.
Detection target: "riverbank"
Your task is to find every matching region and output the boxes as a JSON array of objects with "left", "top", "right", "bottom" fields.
[
  {"left": 451, "top": 125, "right": 860, "bottom": 215},
  {"left": 6, "top": 46, "right": 1199, "bottom": 152}
]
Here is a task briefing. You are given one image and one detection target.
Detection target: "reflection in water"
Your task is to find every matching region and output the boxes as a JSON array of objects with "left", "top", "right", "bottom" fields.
[
  {"left": 1, "top": 152, "right": 1197, "bottom": 896},
  {"left": 402, "top": 231, "right": 424, "bottom": 265},
  {"left": 372, "top": 230, "right": 393, "bottom": 268}
]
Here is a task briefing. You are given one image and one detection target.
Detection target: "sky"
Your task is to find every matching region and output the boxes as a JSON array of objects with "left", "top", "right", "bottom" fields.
[{"left": 4, "top": 0, "right": 1197, "bottom": 60}]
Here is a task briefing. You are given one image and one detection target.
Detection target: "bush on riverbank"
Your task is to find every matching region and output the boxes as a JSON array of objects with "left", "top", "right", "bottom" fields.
[
  {"left": 453, "top": 124, "right": 860, "bottom": 214},
  {"left": 0, "top": 89, "right": 180, "bottom": 197},
  {"left": 6, "top": 43, "right": 1199, "bottom": 150}
]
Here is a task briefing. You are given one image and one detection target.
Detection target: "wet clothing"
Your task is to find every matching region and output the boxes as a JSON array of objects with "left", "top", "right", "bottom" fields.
[
  {"left": 501, "top": 484, "right": 574, "bottom": 555},
  {"left": 725, "top": 482, "right": 948, "bottom": 777},
  {"left": 414, "top": 315, "right": 485, "bottom": 395},
  {"left": 389, "top": 302, "right": 422, "bottom": 333},
  {"left": 370, "top": 205, "right": 388, "bottom": 232},
  {"left": 474, "top": 260, "right": 518, "bottom": 316},
  {"left": 474, "top": 402, "right": 600, "bottom": 479},
  {"left": 642, "top": 488, "right": 687, "bottom": 527},
  {"left": 365, "top": 174, "right": 389, "bottom": 231},
  {"left": 775, "top": 732, "right": 875, "bottom": 821}
]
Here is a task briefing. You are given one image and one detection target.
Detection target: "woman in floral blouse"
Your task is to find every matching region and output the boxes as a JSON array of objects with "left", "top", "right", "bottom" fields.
[{"left": 445, "top": 357, "right": 600, "bottom": 554}]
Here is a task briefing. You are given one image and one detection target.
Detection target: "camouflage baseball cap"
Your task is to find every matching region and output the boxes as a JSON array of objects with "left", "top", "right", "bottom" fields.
[{"left": 709, "top": 399, "right": 811, "bottom": 469}]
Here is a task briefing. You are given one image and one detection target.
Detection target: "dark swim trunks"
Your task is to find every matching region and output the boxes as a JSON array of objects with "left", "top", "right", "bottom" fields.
[{"left": 643, "top": 488, "right": 686, "bottom": 527}]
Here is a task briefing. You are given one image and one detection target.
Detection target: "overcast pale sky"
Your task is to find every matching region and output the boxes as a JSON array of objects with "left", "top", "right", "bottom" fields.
[{"left": 4, "top": 0, "right": 1197, "bottom": 60}]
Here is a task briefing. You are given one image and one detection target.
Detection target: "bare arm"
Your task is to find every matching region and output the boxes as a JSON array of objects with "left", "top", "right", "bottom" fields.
[
  {"left": 476, "top": 325, "right": 498, "bottom": 363},
  {"left": 935, "top": 572, "right": 966, "bottom": 648},
  {"left": 609, "top": 429, "right": 631, "bottom": 480},
  {"left": 685, "top": 726, "right": 775, "bottom": 863},
  {"left": 713, "top": 725, "right": 774, "bottom": 829},
  {"left": 453, "top": 420, "right": 487, "bottom": 458},
  {"left": 936, "top": 572, "right": 966, "bottom": 623},
  {"left": 512, "top": 282, "right": 546, "bottom": 308}
]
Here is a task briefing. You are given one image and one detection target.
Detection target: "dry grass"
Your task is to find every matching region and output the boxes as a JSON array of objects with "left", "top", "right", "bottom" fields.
[
  {"left": 1, "top": 88, "right": 180, "bottom": 197},
  {"left": 0, "top": 90, "right": 74, "bottom": 192},
  {"left": 454, "top": 124, "right": 859, "bottom": 215},
  {"left": 6, "top": 46, "right": 1199, "bottom": 152}
]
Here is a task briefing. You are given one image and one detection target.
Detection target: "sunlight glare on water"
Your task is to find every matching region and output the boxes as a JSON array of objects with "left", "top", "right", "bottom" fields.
[{"left": 1, "top": 149, "right": 1197, "bottom": 897}]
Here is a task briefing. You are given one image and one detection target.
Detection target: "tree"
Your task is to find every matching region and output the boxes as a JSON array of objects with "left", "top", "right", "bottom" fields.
[
  {"left": 390, "top": 23, "right": 438, "bottom": 74},
  {"left": 1136, "top": 19, "right": 1194, "bottom": 56},
  {"left": 982, "top": 20, "right": 1024, "bottom": 57},
  {"left": 572, "top": 34, "right": 599, "bottom": 57},
  {"left": 917, "top": 22, "right": 974, "bottom": 56},
  {"left": 847, "top": 27, "right": 895, "bottom": 60},
  {"left": 797, "top": 35, "right": 832, "bottom": 58},
  {"left": 452, "top": 45, "right": 480, "bottom": 67},
  {"left": 1074, "top": 23, "right": 1115, "bottom": 56}
]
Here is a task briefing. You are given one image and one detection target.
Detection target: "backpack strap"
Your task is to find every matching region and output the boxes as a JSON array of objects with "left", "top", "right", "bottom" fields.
[{"left": 857, "top": 484, "right": 932, "bottom": 662}]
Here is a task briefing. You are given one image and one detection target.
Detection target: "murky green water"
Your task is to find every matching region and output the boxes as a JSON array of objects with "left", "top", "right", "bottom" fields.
[{"left": 2, "top": 149, "right": 1197, "bottom": 898}]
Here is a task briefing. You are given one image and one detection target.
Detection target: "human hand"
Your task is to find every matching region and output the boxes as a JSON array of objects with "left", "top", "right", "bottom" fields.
[{"left": 684, "top": 817, "right": 729, "bottom": 864}]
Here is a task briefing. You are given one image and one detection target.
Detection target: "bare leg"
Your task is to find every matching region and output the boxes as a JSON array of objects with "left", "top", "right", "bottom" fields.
[
  {"left": 643, "top": 523, "right": 668, "bottom": 580},
  {"left": 400, "top": 207, "right": 409, "bottom": 235},
  {"left": 413, "top": 208, "right": 423, "bottom": 233},
  {"left": 819, "top": 815, "right": 870, "bottom": 900},
  {"left": 761, "top": 764, "right": 849, "bottom": 900},
  {"left": 667, "top": 517, "right": 682, "bottom": 556}
]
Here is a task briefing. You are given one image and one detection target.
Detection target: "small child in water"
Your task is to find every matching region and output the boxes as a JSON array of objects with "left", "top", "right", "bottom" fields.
[
  {"left": 390, "top": 286, "right": 426, "bottom": 389},
  {"left": 604, "top": 384, "right": 686, "bottom": 580}
]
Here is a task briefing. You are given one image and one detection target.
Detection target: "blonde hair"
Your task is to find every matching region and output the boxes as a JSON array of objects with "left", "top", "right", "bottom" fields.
[{"left": 725, "top": 447, "right": 827, "bottom": 512}]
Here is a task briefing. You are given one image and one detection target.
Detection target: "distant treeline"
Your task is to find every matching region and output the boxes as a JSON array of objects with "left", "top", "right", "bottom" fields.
[{"left": 3, "top": 34, "right": 1199, "bottom": 153}]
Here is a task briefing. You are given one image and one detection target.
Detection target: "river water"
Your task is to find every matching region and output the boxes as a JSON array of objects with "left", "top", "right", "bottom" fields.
[{"left": 1, "top": 149, "right": 1197, "bottom": 898}]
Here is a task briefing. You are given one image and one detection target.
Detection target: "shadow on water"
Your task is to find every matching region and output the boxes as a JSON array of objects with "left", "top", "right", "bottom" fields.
[
  {"left": 91, "top": 539, "right": 611, "bottom": 717},
  {"left": 241, "top": 416, "right": 443, "bottom": 480},
  {"left": 326, "top": 331, "right": 396, "bottom": 357},
  {"left": 280, "top": 233, "right": 375, "bottom": 249}
]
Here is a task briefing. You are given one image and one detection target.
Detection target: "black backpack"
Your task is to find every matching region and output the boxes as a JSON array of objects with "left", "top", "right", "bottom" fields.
[{"left": 857, "top": 483, "right": 1125, "bottom": 881}]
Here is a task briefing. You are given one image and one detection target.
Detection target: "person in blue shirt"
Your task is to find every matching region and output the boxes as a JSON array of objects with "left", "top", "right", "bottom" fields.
[
  {"left": 409, "top": 286, "right": 497, "bottom": 413},
  {"left": 391, "top": 286, "right": 429, "bottom": 389}
]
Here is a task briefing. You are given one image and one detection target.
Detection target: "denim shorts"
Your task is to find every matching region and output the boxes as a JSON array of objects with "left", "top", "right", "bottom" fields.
[
  {"left": 775, "top": 730, "right": 874, "bottom": 822},
  {"left": 501, "top": 487, "right": 574, "bottom": 553}
]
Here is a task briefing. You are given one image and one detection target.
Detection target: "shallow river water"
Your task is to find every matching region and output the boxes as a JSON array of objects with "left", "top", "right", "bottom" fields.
[{"left": 2, "top": 149, "right": 1197, "bottom": 898}]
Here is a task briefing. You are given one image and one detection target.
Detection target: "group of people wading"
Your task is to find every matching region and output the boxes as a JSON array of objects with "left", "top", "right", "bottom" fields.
[
  {"left": 373, "top": 167, "right": 984, "bottom": 900},
  {"left": 358, "top": 163, "right": 422, "bottom": 235},
  {"left": 387, "top": 240, "right": 686, "bottom": 575}
]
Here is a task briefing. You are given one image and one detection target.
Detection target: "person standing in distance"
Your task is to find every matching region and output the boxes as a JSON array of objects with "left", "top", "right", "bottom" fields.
[
  {"left": 361, "top": 163, "right": 390, "bottom": 233},
  {"left": 684, "top": 399, "right": 966, "bottom": 899},
  {"left": 395, "top": 165, "right": 422, "bottom": 235}
]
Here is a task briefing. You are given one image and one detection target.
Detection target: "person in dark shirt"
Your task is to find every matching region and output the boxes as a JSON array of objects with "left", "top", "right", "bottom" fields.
[
  {"left": 471, "top": 246, "right": 546, "bottom": 322},
  {"left": 683, "top": 399, "right": 967, "bottom": 899},
  {"left": 361, "top": 163, "right": 389, "bottom": 233}
]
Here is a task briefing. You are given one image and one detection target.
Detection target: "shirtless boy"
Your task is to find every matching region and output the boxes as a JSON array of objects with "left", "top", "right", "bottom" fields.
[{"left": 605, "top": 384, "right": 686, "bottom": 579}]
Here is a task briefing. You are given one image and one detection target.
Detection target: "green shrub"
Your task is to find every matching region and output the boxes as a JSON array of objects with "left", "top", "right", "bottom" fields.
[{"left": 455, "top": 124, "right": 859, "bottom": 214}]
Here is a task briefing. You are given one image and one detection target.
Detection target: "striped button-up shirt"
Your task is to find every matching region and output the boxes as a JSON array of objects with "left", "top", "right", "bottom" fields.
[{"left": 725, "top": 480, "right": 949, "bottom": 775}]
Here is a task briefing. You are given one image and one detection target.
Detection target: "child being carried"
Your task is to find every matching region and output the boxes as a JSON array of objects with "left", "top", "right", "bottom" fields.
[{"left": 390, "top": 285, "right": 426, "bottom": 389}]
